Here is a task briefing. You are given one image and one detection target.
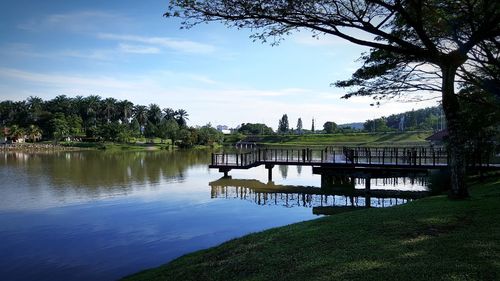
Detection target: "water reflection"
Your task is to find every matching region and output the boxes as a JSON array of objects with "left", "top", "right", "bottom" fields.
[
  {"left": 210, "top": 172, "right": 429, "bottom": 214},
  {"left": 0, "top": 150, "right": 211, "bottom": 210}
]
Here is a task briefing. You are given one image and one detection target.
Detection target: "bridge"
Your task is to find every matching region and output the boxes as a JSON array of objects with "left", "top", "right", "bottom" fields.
[{"left": 210, "top": 146, "right": 498, "bottom": 180}]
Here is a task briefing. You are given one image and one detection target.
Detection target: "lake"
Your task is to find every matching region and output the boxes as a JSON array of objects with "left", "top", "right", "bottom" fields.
[{"left": 0, "top": 150, "right": 428, "bottom": 281}]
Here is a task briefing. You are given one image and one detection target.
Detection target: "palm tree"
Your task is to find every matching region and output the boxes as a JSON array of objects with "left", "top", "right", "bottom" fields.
[
  {"left": 175, "top": 109, "right": 189, "bottom": 127},
  {"left": 26, "top": 96, "right": 44, "bottom": 123},
  {"left": 162, "top": 107, "right": 176, "bottom": 121},
  {"left": 26, "top": 124, "right": 42, "bottom": 142},
  {"left": 133, "top": 105, "right": 148, "bottom": 134},
  {"left": 148, "top": 104, "right": 162, "bottom": 126},
  {"left": 8, "top": 125, "right": 26, "bottom": 143},
  {"left": 82, "top": 95, "right": 101, "bottom": 132},
  {"left": 102, "top": 97, "right": 118, "bottom": 123},
  {"left": 118, "top": 100, "right": 134, "bottom": 123}
]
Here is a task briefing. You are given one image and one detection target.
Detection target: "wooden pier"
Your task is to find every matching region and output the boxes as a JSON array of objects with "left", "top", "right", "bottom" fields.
[{"left": 210, "top": 146, "right": 499, "bottom": 180}]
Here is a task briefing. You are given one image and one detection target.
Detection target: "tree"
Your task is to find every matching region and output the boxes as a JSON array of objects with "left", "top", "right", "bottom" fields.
[
  {"left": 129, "top": 118, "right": 142, "bottom": 138},
  {"left": 102, "top": 97, "right": 118, "bottom": 123},
  {"left": 175, "top": 109, "right": 189, "bottom": 127},
  {"left": 238, "top": 123, "right": 274, "bottom": 135},
  {"left": 296, "top": 118, "right": 303, "bottom": 134},
  {"left": 162, "top": 108, "right": 176, "bottom": 121},
  {"left": 118, "top": 100, "right": 134, "bottom": 124},
  {"left": 165, "top": 0, "right": 500, "bottom": 198},
  {"left": 323, "top": 121, "right": 338, "bottom": 134},
  {"left": 133, "top": 105, "right": 148, "bottom": 133},
  {"left": 26, "top": 124, "right": 42, "bottom": 142},
  {"left": 8, "top": 125, "right": 25, "bottom": 142},
  {"left": 148, "top": 104, "right": 163, "bottom": 126},
  {"left": 160, "top": 118, "right": 180, "bottom": 145},
  {"left": 311, "top": 118, "right": 315, "bottom": 133},
  {"left": 26, "top": 96, "right": 44, "bottom": 123},
  {"left": 49, "top": 115, "right": 69, "bottom": 143},
  {"left": 197, "top": 124, "right": 224, "bottom": 145},
  {"left": 278, "top": 114, "right": 289, "bottom": 134}
]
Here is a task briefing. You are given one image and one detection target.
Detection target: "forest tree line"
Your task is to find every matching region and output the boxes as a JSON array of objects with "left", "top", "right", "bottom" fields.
[{"left": 0, "top": 95, "right": 223, "bottom": 147}]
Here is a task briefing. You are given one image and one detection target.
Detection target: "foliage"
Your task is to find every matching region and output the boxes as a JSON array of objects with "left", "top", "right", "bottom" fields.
[
  {"left": 0, "top": 96, "right": 191, "bottom": 143},
  {"left": 165, "top": 0, "right": 500, "bottom": 198},
  {"left": 296, "top": 118, "right": 303, "bottom": 134},
  {"left": 278, "top": 114, "right": 289, "bottom": 134},
  {"left": 323, "top": 121, "right": 338, "bottom": 134},
  {"left": 238, "top": 123, "right": 274, "bottom": 135},
  {"left": 158, "top": 118, "right": 180, "bottom": 144},
  {"left": 366, "top": 106, "right": 445, "bottom": 132},
  {"left": 197, "top": 124, "right": 224, "bottom": 145},
  {"left": 49, "top": 115, "right": 69, "bottom": 142}
]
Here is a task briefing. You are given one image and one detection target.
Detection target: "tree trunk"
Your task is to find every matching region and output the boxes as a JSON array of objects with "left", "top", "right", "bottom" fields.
[{"left": 441, "top": 64, "right": 468, "bottom": 199}]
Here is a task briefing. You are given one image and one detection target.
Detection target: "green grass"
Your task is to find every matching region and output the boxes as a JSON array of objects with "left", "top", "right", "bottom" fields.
[
  {"left": 229, "top": 131, "right": 433, "bottom": 147},
  {"left": 124, "top": 176, "right": 500, "bottom": 281}
]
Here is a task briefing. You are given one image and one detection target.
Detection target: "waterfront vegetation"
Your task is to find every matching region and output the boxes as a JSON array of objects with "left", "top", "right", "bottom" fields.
[
  {"left": 0, "top": 95, "right": 224, "bottom": 148},
  {"left": 224, "top": 131, "right": 432, "bottom": 147},
  {"left": 125, "top": 175, "right": 500, "bottom": 281}
]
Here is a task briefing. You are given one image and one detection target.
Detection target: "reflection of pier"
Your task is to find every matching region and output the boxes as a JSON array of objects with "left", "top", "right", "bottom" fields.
[{"left": 209, "top": 178, "right": 428, "bottom": 211}]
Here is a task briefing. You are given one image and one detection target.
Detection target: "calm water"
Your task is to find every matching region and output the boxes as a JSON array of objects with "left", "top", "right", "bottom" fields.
[{"left": 0, "top": 150, "right": 428, "bottom": 281}]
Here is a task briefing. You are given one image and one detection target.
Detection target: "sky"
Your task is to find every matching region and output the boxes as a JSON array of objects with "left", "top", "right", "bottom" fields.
[{"left": 0, "top": 0, "right": 440, "bottom": 129}]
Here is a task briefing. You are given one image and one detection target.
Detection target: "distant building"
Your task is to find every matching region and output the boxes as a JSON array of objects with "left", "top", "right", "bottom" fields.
[
  {"left": 216, "top": 125, "right": 229, "bottom": 131},
  {"left": 216, "top": 125, "right": 231, "bottom": 134}
]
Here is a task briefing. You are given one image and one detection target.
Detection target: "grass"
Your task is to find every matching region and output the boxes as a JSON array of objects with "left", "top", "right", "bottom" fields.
[
  {"left": 123, "top": 176, "right": 500, "bottom": 281},
  {"left": 230, "top": 131, "right": 433, "bottom": 147}
]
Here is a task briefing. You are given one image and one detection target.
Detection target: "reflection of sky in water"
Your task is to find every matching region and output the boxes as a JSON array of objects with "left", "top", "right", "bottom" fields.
[{"left": 0, "top": 151, "right": 429, "bottom": 281}]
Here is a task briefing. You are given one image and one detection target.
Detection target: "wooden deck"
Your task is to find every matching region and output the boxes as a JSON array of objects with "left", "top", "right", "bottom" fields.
[
  {"left": 210, "top": 147, "right": 452, "bottom": 168},
  {"left": 209, "top": 146, "right": 499, "bottom": 179}
]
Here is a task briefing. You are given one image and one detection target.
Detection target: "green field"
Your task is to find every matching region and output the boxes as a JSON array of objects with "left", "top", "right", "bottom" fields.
[
  {"left": 124, "top": 176, "right": 500, "bottom": 281},
  {"left": 225, "top": 131, "right": 433, "bottom": 147}
]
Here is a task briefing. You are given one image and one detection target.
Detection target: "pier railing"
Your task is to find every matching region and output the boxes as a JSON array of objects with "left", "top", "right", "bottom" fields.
[{"left": 210, "top": 146, "right": 454, "bottom": 167}]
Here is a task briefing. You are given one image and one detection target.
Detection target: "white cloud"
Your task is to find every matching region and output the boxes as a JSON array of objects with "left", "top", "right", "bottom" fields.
[
  {"left": 98, "top": 33, "right": 216, "bottom": 54},
  {"left": 118, "top": 43, "right": 161, "bottom": 54},
  {"left": 18, "top": 11, "right": 131, "bottom": 33}
]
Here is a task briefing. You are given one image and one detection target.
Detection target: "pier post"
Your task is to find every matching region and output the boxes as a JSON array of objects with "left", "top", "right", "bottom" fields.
[
  {"left": 265, "top": 164, "right": 275, "bottom": 182},
  {"left": 219, "top": 168, "right": 231, "bottom": 178},
  {"left": 365, "top": 176, "right": 371, "bottom": 207}
]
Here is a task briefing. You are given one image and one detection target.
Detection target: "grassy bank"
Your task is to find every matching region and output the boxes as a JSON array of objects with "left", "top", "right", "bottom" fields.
[
  {"left": 124, "top": 177, "right": 500, "bottom": 281},
  {"left": 227, "top": 131, "right": 433, "bottom": 147}
]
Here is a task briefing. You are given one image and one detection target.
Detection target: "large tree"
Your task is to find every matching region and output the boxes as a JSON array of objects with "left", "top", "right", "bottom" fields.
[{"left": 166, "top": 0, "right": 500, "bottom": 198}]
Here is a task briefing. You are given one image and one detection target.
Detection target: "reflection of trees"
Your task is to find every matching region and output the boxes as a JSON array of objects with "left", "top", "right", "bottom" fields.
[
  {"left": 296, "top": 165, "right": 302, "bottom": 176},
  {"left": 1, "top": 150, "right": 211, "bottom": 193},
  {"left": 278, "top": 165, "right": 288, "bottom": 179}
]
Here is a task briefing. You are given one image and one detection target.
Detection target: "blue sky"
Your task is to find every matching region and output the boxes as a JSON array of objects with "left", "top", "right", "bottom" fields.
[{"left": 0, "top": 0, "right": 439, "bottom": 129}]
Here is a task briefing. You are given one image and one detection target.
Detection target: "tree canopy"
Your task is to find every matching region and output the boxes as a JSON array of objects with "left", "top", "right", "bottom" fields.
[{"left": 166, "top": 0, "right": 500, "bottom": 198}]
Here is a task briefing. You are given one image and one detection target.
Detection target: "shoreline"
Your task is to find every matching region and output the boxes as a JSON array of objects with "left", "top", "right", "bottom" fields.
[{"left": 123, "top": 175, "right": 500, "bottom": 281}]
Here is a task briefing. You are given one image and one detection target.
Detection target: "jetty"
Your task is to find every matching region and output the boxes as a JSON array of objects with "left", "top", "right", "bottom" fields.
[{"left": 210, "top": 146, "right": 498, "bottom": 181}]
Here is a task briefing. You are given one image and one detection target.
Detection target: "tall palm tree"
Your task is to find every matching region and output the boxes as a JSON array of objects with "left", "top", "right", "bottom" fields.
[
  {"left": 102, "top": 97, "right": 118, "bottom": 123},
  {"left": 26, "top": 96, "right": 44, "bottom": 123},
  {"left": 83, "top": 95, "right": 101, "bottom": 129},
  {"left": 148, "top": 104, "right": 162, "bottom": 126},
  {"left": 133, "top": 105, "right": 148, "bottom": 128},
  {"left": 26, "top": 124, "right": 42, "bottom": 142},
  {"left": 175, "top": 109, "right": 189, "bottom": 127},
  {"left": 162, "top": 107, "right": 176, "bottom": 121},
  {"left": 118, "top": 100, "right": 134, "bottom": 123}
]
